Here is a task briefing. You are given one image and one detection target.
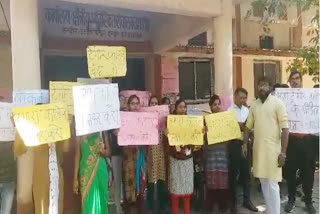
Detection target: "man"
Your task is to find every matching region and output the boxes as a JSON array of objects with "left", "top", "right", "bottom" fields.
[
  {"left": 228, "top": 88, "right": 258, "bottom": 213},
  {"left": 243, "top": 77, "right": 289, "bottom": 214},
  {"left": 284, "top": 71, "right": 317, "bottom": 214}
]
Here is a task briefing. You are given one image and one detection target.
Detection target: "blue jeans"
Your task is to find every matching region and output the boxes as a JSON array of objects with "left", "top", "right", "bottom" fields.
[{"left": 0, "top": 181, "right": 15, "bottom": 214}]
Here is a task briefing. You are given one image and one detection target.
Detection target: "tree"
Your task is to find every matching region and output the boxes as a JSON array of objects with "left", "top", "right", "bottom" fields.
[{"left": 248, "top": 0, "right": 319, "bottom": 82}]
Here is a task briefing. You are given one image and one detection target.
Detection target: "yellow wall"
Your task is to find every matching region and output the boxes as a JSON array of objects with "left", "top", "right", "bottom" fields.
[{"left": 241, "top": 55, "right": 315, "bottom": 104}]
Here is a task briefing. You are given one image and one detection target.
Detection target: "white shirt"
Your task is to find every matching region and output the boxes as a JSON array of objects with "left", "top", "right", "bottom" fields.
[{"left": 228, "top": 104, "right": 249, "bottom": 123}]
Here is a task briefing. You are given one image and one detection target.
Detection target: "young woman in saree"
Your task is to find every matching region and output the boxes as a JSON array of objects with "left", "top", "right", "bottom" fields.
[{"left": 73, "top": 131, "right": 111, "bottom": 214}]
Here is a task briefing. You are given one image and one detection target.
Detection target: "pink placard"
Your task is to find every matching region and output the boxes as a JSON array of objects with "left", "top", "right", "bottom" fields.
[
  {"left": 139, "top": 105, "right": 169, "bottom": 131},
  {"left": 220, "top": 95, "right": 233, "bottom": 111},
  {"left": 118, "top": 111, "right": 159, "bottom": 146},
  {"left": 120, "top": 90, "right": 152, "bottom": 107},
  {"left": 162, "top": 78, "right": 179, "bottom": 94}
]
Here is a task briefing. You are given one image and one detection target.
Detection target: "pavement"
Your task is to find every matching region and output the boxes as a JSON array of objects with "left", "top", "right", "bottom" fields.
[{"left": 108, "top": 171, "right": 319, "bottom": 214}]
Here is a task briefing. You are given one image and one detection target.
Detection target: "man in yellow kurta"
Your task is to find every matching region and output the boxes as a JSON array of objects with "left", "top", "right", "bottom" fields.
[{"left": 242, "top": 77, "right": 289, "bottom": 214}]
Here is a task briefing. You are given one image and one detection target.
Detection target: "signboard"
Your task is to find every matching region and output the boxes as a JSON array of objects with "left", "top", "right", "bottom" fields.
[
  {"left": 42, "top": 1, "right": 150, "bottom": 41},
  {"left": 167, "top": 115, "right": 204, "bottom": 146},
  {"left": 13, "top": 103, "right": 71, "bottom": 146},
  {"left": 118, "top": 111, "right": 158, "bottom": 146},
  {"left": 0, "top": 102, "right": 15, "bottom": 141},
  {"left": 87, "top": 46, "right": 127, "bottom": 78},
  {"left": 275, "top": 88, "right": 319, "bottom": 134},
  {"left": 49, "top": 81, "right": 83, "bottom": 114},
  {"left": 13, "top": 90, "right": 49, "bottom": 107},
  {"left": 139, "top": 105, "right": 169, "bottom": 131},
  {"left": 73, "top": 84, "right": 120, "bottom": 136},
  {"left": 205, "top": 110, "right": 241, "bottom": 145},
  {"left": 120, "top": 90, "right": 152, "bottom": 107}
]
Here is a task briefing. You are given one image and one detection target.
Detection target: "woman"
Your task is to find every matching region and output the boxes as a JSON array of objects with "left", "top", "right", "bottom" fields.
[
  {"left": 167, "top": 99, "right": 194, "bottom": 214},
  {"left": 146, "top": 96, "right": 168, "bottom": 213},
  {"left": 73, "top": 131, "right": 111, "bottom": 214},
  {"left": 122, "top": 95, "right": 147, "bottom": 214},
  {"left": 205, "top": 95, "right": 230, "bottom": 213}
]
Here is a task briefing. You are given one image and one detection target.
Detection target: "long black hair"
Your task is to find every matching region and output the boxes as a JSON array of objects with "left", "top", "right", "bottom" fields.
[{"left": 148, "top": 95, "right": 159, "bottom": 106}]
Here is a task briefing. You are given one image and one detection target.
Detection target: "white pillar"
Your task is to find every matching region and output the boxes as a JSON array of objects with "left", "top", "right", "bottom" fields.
[
  {"left": 11, "top": 0, "right": 41, "bottom": 90},
  {"left": 213, "top": 0, "right": 233, "bottom": 95},
  {"left": 10, "top": 0, "right": 40, "bottom": 213}
]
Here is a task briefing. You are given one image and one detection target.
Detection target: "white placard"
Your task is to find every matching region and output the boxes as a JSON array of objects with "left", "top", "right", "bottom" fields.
[
  {"left": 13, "top": 90, "right": 49, "bottom": 107},
  {"left": 0, "top": 102, "right": 15, "bottom": 141},
  {"left": 275, "top": 88, "right": 319, "bottom": 134},
  {"left": 73, "top": 84, "right": 120, "bottom": 136},
  {"left": 77, "top": 77, "right": 111, "bottom": 85}
]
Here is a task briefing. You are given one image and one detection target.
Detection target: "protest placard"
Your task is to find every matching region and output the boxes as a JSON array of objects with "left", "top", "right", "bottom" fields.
[
  {"left": 118, "top": 112, "right": 158, "bottom": 146},
  {"left": 77, "top": 77, "right": 111, "bottom": 84},
  {"left": 13, "top": 103, "right": 70, "bottom": 146},
  {"left": 205, "top": 110, "right": 241, "bottom": 145},
  {"left": 13, "top": 90, "right": 49, "bottom": 107},
  {"left": 275, "top": 88, "right": 319, "bottom": 134},
  {"left": 119, "top": 90, "right": 151, "bottom": 107},
  {"left": 73, "top": 84, "right": 120, "bottom": 136},
  {"left": 0, "top": 102, "right": 15, "bottom": 141},
  {"left": 139, "top": 105, "right": 169, "bottom": 131},
  {"left": 167, "top": 115, "right": 204, "bottom": 146},
  {"left": 87, "top": 46, "right": 127, "bottom": 78},
  {"left": 49, "top": 81, "right": 83, "bottom": 114}
]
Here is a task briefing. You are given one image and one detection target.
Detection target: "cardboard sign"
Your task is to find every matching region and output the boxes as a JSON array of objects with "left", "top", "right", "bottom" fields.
[
  {"left": 13, "top": 103, "right": 71, "bottom": 146},
  {"left": 77, "top": 77, "right": 111, "bottom": 85},
  {"left": 87, "top": 46, "right": 127, "bottom": 78},
  {"left": 49, "top": 81, "right": 83, "bottom": 114},
  {"left": 205, "top": 110, "right": 241, "bottom": 145},
  {"left": 73, "top": 84, "right": 120, "bottom": 136},
  {"left": 0, "top": 102, "right": 15, "bottom": 141},
  {"left": 119, "top": 90, "right": 151, "bottom": 107},
  {"left": 118, "top": 112, "right": 158, "bottom": 146},
  {"left": 167, "top": 115, "right": 204, "bottom": 146},
  {"left": 13, "top": 90, "right": 49, "bottom": 107},
  {"left": 275, "top": 88, "right": 319, "bottom": 134},
  {"left": 139, "top": 105, "right": 169, "bottom": 131}
]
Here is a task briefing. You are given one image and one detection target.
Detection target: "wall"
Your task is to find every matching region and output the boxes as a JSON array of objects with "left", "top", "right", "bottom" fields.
[
  {"left": 241, "top": 55, "right": 315, "bottom": 104},
  {"left": 0, "top": 33, "right": 12, "bottom": 89},
  {"left": 62, "top": 0, "right": 222, "bottom": 17}
]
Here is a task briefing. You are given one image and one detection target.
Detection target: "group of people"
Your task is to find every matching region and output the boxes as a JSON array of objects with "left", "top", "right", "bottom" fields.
[{"left": 0, "top": 71, "right": 318, "bottom": 214}]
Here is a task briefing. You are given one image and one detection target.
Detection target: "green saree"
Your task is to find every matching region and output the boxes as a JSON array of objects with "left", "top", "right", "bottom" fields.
[{"left": 79, "top": 133, "right": 109, "bottom": 214}]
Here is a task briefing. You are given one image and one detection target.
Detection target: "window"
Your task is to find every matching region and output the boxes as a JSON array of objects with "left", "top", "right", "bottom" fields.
[
  {"left": 260, "top": 36, "right": 274, "bottom": 49},
  {"left": 179, "top": 59, "right": 213, "bottom": 101},
  {"left": 254, "top": 61, "right": 281, "bottom": 96},
  {"left": 252, "top": 2, "right": 264, "bottom": 17},
  {"left": 188, "top": 32, "right": 207, "bottom": 46}
]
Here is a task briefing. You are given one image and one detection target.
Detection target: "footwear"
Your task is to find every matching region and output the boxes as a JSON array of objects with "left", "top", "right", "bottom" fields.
[
  {"left": 306, "top": 203, "right": 317, "bottom": 214},
  {"left": 243, "top": 200, "right": 258, "bottom": 212},
  {"left": 284, "top": 200, "right": 295, "bottom": 213}
]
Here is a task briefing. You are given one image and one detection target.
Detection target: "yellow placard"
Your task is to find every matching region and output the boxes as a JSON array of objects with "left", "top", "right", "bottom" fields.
[
  {"left": 205, "top": 110, "right": 241, "bottom": 145},
  {"left": 13, "top": 103, "right": 71, "bottom": 147},
  {"left": 167, "top": 115, "right": 204, "bottom": 146},
  {"left": 87, "top": 46, "right": 127, "bottom": 78},
  {"left": 50, "top": 81, "right": 83, "bottom": 114}
]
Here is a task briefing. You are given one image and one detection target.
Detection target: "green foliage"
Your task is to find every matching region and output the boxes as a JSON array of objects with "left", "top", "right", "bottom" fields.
[{"left": 249, "top": 0, "right": 319, "bottom": 82}]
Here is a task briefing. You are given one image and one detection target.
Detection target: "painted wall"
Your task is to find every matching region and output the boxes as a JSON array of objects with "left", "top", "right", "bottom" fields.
[
  {"left": 0, "top": 35, "right": 12, "bottom": 89},
  {"left": 61, "top": 0, "right": 222, "bottom": 17}
]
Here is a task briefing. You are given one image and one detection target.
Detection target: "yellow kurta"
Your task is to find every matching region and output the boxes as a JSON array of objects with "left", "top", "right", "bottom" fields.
[
  {"left": 15, "top": 133, "right": 67, "bottom": 214},
  {"left": 246, "top": 95, "right": 288, "bottom": 182}
]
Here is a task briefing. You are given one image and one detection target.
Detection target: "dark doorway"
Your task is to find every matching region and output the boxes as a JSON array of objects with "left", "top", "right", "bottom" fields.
[{"left": 43, "top": 55, "right": 145, "bottom": 91}]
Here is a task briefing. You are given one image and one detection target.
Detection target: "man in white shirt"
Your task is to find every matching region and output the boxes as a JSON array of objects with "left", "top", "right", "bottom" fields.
[{"left": 228, "top": 88, "right": 258, "bottom": 213}]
